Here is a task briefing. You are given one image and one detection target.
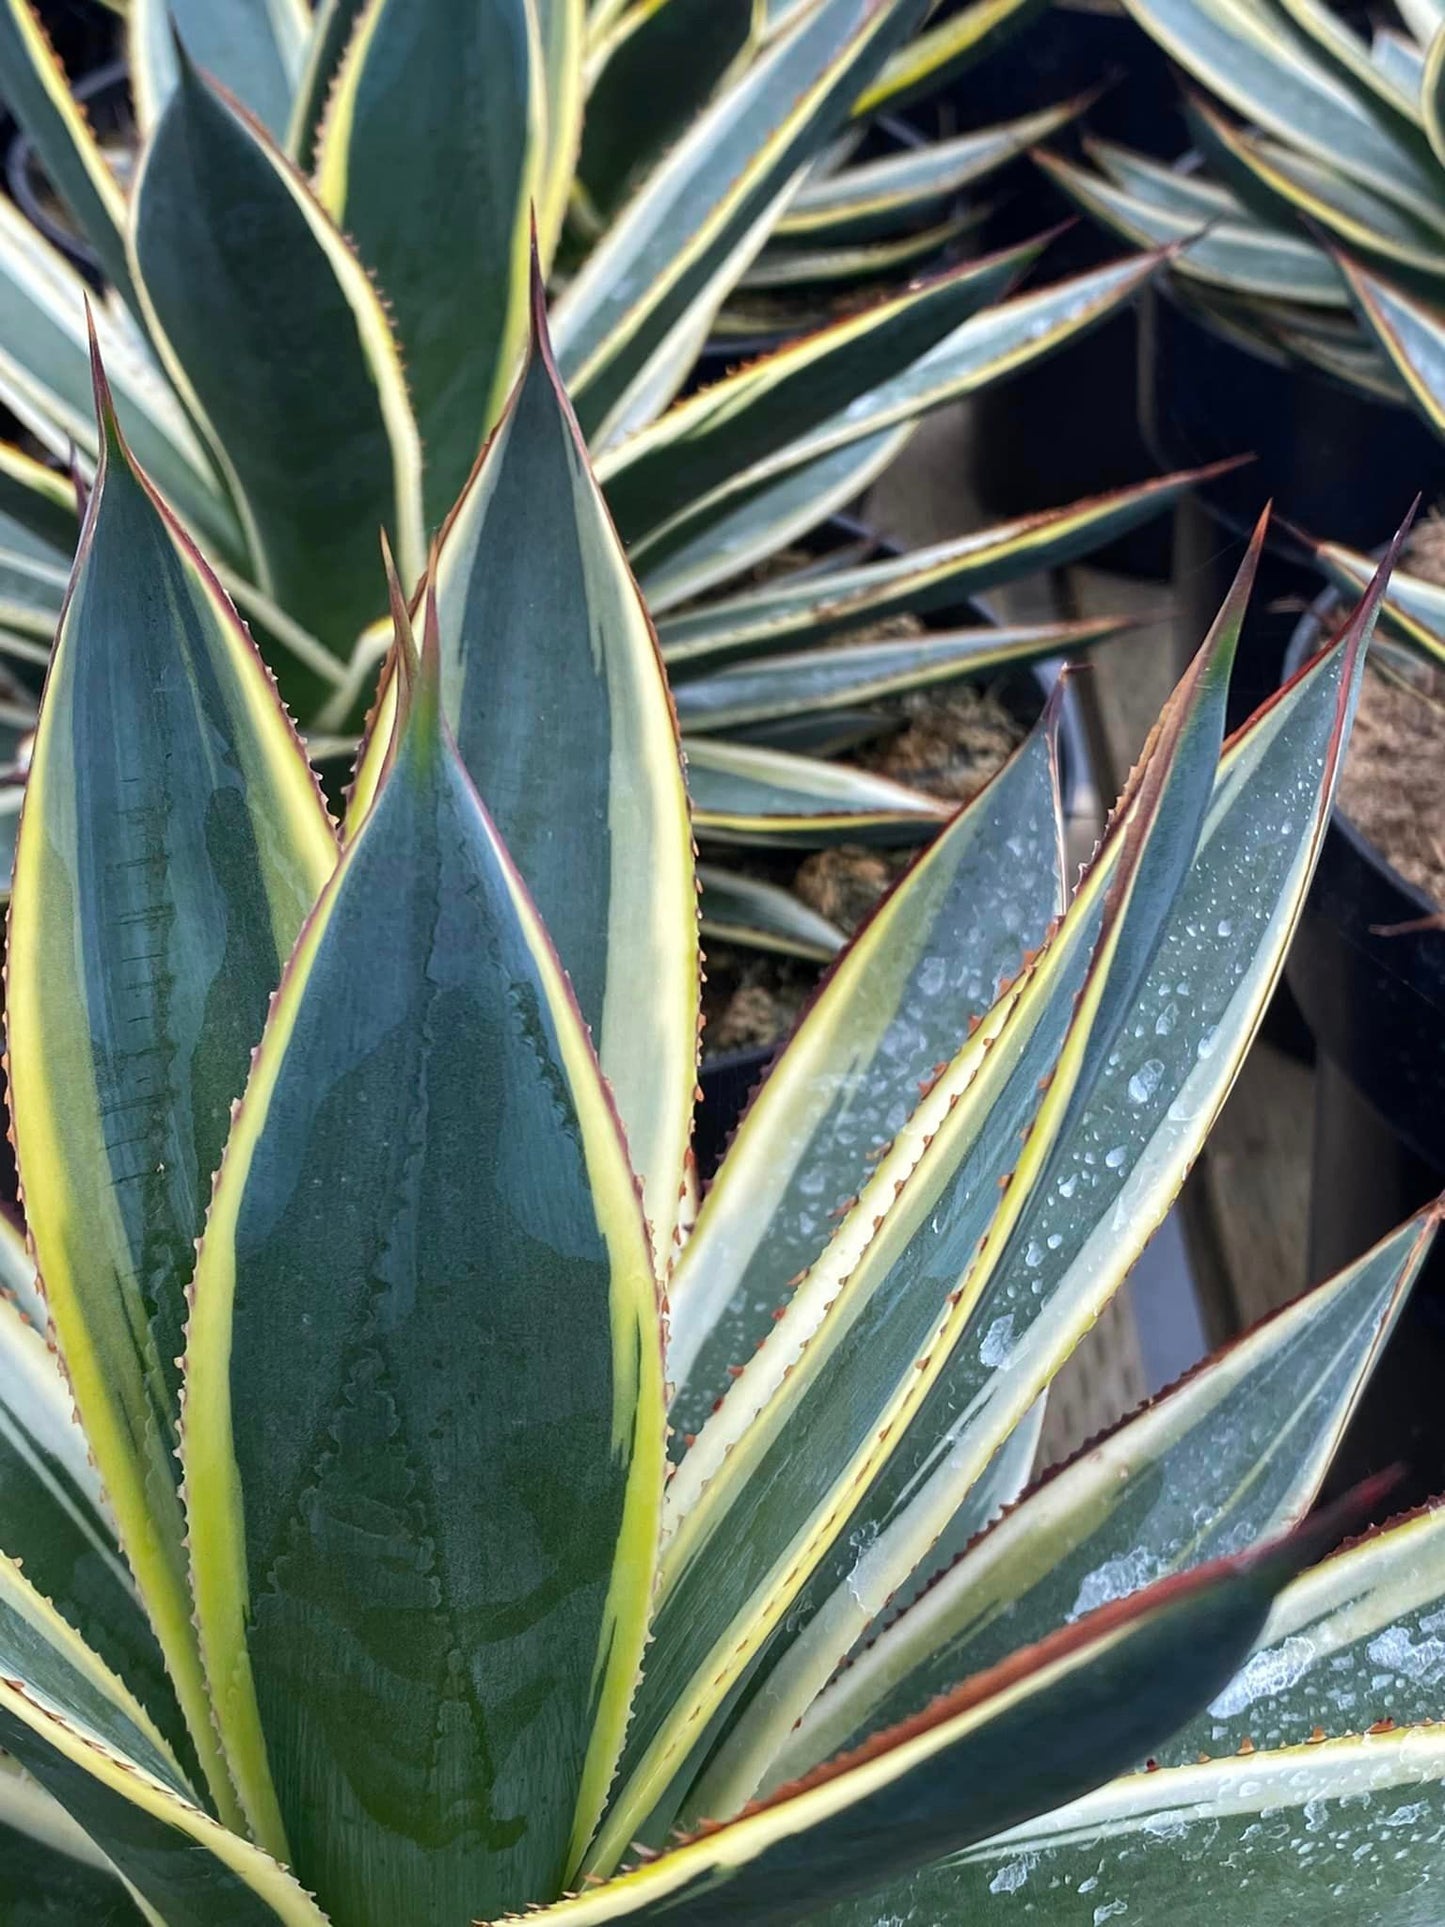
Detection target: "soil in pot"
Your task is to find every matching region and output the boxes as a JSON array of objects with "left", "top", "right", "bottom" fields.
[{"left": 1338, "top": 655, "right": 1445, "bottom": 915}]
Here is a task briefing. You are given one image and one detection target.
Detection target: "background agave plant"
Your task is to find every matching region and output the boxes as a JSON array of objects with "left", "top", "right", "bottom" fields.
[
  {"left": 1046, "top": 0, "right": 1445, "bottom": 425},
  {"left": 4, "top": 277, "right": 1445, "bottom": 1923},
  {"left": 0, "top": 0, "right": 1213, "bottom": 949}
]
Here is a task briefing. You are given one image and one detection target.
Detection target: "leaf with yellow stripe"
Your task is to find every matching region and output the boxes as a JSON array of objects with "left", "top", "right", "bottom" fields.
[
  {"left": 5, "top": 357, "right": 338, "bottom": 1824},
  {"left": 589, "top": 508, "right": 1262, "bottom": 1874},
  {"left": 627, "top": 255, "right": 1164, "bottom": 578},
  {"left": 669, "top": 697, "right": 1068, "bottom": 1448},
  {"left": 519, "top": 1521, "right": 1332, "bottom": 1926},
  {"left": 313, "top": 0, "right": 542, "bottom": 522},
  {"left": 698, "top": 863, "right": 846, "bottom": 962},
  {"left": 654, "top": 465, "right": 1212, "bottom": 671},
  {"left": 687, "top": 737, "right": 951, "bottom": 846},
  {"left": 550, "top": 0, "right": 932, "bottom": 445},
  {"left": 1312, "top": 532, "right": 1445, "bottom": 669},
  {"left": 598, "top": 235, "right": 1043, "bottom": 548},
  {"left": 431, "top": 273, "right": 696, "bottom": 1267},
  {"left": 677, "top": 534, "right": 1399, "bottom": 1825},
  {"left": 0, "top": 442, "right": 78, "bottom": 558},
  {"left": 0, "top": 1558, "right": 330, "bottom": 1924},
  {"left": 182, "top": 600, "right": 666, "bottom": 1925},
  {"left": 772, "top": 1205, "right": 1437, "bottom": 1791},
  {"left": 534, "top": 0, "right": 586, "bottom": 258},
  {"left": 0, "top": 1288, "right": 195, "bottom": 1783},
  {"left": 0, "top": 0, "right": 137, "bottom": 309},
  {"left": 131, "top": 50, "right": 424, "bottom": 678},
  {"left": 0, "top": 1750, "right": 141, "bottom": 1923},
  {"left": 1339, "top": 254, "right": 1445, "bottom": 437},
  {"left": 286, "top": 0, "right": 369, "bottom": 167},
  {"left": 852, "top": 0, "right": 1046, "bottom": 117}
]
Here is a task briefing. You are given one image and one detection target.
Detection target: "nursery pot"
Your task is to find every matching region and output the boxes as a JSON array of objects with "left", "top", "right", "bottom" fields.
[
  {"left": 1143, "top": 287, "right": 1445, "bottom": 730},
  {"left": 1283, "top": 599, "right": 1445, "bottom": 1510},
  {"left": 694, "top": 514, "right": 1090, "bottom": 1176}
]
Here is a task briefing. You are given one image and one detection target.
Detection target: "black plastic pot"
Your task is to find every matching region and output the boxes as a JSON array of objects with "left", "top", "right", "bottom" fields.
[
  {"left": 695, "top": 516, "right": 1091, "bottom": 1174},
  {"left": 1283, "top": 599, "right": 1445, "bottom": 1510},
  {"left": 1144, "top": 287, "right": 1445, "bottom": 729}
]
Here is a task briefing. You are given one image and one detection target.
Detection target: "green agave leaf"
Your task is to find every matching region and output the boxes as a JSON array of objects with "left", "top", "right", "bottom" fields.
[
  {"left": 551, "top": 0, "right": 931, "bottom": 443},
  {"left": 0, "top": 445, "right": 78, "bottom": 560},
  {"left": 680, "top": 538, "right": 1396, "bottom": 1824},
  {"left": 1037, "top": 146, "right": 1347, "bottom": 306},
  {"left": 599, "top": 236, "right": 1044, "bottom": 549},
  {"left": 669, "top": 705, "right": 1066, "bottom": 1447},
  {"left": 0, "top": 0, "right": 137, "bottom": 308},
  {"left": 131, "top": 51, "right": 425, "bottom": 680},
  {"left": 314, "top": 0, "right": 541, "bottom": 522},
  {"left": 5, "top": 367, "right": 338, "bottom": 1823},
  {"left": 1272, "top": 0, "right": 1427, "bottom": 126},
  {"left": 655, "top": 466, "right": 1206, "bottom": 671},
  {"left": 672, "top": 616, "right": 1128, "bottom": 731},
  {"left": 182, "top": 624, "right": 665, "bottom": 1923},
  {"left": 699, "top": 863, "right": 846, "bottom": 961},
  {"left": 577, "top": 0, "right": 760, "bottom": 229},
  {"left": 531, "top": 1527, "right": 1327, "bottom": 1925},
  {"left": 636, "top": 425, "right": 913, "bottom": 616},
  {"left": 778, "top": 101, "right": 1084, "bottom": 248},
  {"left": 814, "top": 1725, "right": 1445, "bottom": 1925},
  {"left": 0, "top": 1290, "right": 193, "bottom": 1781},
  {"left": 129, "top": 0, "right": 310, "bottom": 139},
  {"left": 1120, "top": 0, "right": 1445, "bottom": 233},
  {"left": 286, "top": 0, "right": 369, "bottom": 167},
  {"left": 628, "top": 255, "right": 1164, "bottom": 575},
  {"left": 534, "top": 0, "right": 586, "bottom": 257},
  {"left": 770, "top": 1206, "right": 1437, "bottom": 1790},
  {"left": 0, "top": 194, "right": 240, "bottom": 561},
  {"left": 1340, "top": 254, "right": 1445, "bottom": 433},
  {"left": 741, "top": 209, "right": 984, "bottom": 289},
  {"left": 1313, "top": 535, "right": 1445, "bottom": 669},
  {"left": 592, "top": 522, "right": 1256, "bottom": 1871},
  {"left": 0, "top": 1757, "right": 140, "bottom": 1925},
  {"left": 1190, "top": 99, "right": 1445, "bottom": 281},
  {"left": 0, "top": 1555, "right": 189, "bottom": 1802},
  {"left": 1162, "top": 1489, "right": 1445, "bottom": 1766},
  {"left": 429, "top": 278, "right": 696, "bottom": 1267},
  {"left": 687, "top": 737, "right": 950, "bottom": 846},
  {"left": 0, "top": 1646, "right": 331, "bottom": 1925},
  {"left": 0, "top": 545, "right": 66, "bottom": 639},
  {"left": 1088, "top": 134, "right": 1244, "bottom": 216},
  {"left": 853, "top": 0, "right": 1046, "bottom": 118}
]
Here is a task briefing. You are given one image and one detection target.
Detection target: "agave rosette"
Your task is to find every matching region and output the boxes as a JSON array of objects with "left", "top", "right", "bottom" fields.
[
  {"left": 0, "top": 280, "right": 1443, "bottom": 1923},
  {"left": 0, "top": 0, "right": 1211, "bottom": 949}
]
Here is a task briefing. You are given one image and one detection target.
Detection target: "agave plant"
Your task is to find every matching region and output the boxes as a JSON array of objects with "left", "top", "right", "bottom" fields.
[
  {"left": 1046, "top": 0, "right": 1445, "bottom": 425},
  {"left": 0, "top": 0, "right": 1210, "bottom": 949},
  {"left": 3, "top": 271, "right": 1445, "bottom": 1922}
]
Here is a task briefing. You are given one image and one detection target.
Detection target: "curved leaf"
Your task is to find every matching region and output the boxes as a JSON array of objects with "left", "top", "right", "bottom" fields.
[
  {"left": 0, "top": 0, "right": 136, "bottom": 307},
  {"left": 286, "top": 0, "right": 369, "bottom": 166},
  {"left": 669, "top": 706, "right": 1066, "bottom": 1444},
  {"left": 430, "top": 281, "right": 696, "bottom": 1266},
  {"left": 536, "top": 1527, "right": 1325, "bottom": 1924},
  {"left": 772, "top": 1206, "right": 1436, "bottom": 1791},
  {"left": 687, "top": 737, "right": 950, "bottom": 846},
  {"left": 551, "top": 0, "right": 931, "bottom": 443},
  {"left": 656, "top": 467, "right": 1208, "bottom": 671},
  {"left": 182, "top": 633, "right": 665, "bottom": 1922},
  {"left": 314, "top": 0, "right": 542, "bottom": 521},
  {"left": 671, "top": 616, "right": 1128, "bottom": 731},
  {"left": 1340, "top": 254, "right": 1445, "bottom": 433},
  {"left": 130, "top": 0, "right": 310, "bottom": 139},
  {"left": 698, "top": 864, "right": 846, "bottom": 961},
  {"left": 853, "top": 0, "right": 1045, "bottom": 117},
  {"left": 599, "top": 236, "right": 1044, "bottom": 549},
  {"left": 5, "top": 369, "right": 338, "bottom": 1822},
  {"left": 131, "top": 53, "right": 424, "bottom": 684}
]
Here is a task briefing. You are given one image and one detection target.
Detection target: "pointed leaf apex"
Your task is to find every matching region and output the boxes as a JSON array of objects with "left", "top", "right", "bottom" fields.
[
  {"left": 85, "top": 307, "right": 123, "bottom": 464},
  {"left": 380, "top": 528, "right": 418, "bottom": 702}
]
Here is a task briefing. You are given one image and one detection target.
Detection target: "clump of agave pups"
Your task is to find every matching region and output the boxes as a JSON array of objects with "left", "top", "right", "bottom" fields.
[{"left": 0, "top": 294, "right": 1444, "bottom": 1927}]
